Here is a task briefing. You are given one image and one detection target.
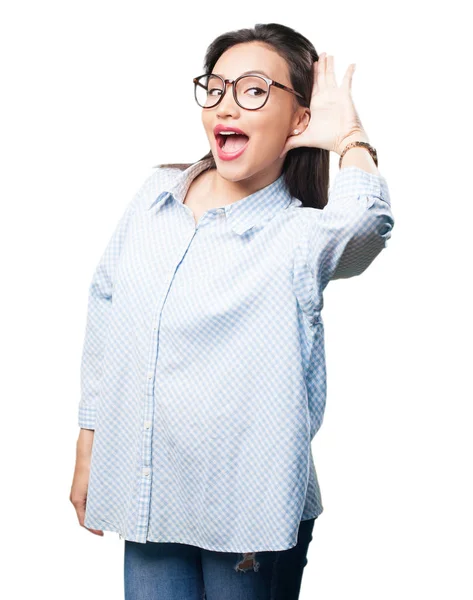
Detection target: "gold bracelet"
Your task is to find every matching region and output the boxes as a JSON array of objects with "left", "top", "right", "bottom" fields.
[{"left": 339, "top": 141, "right": 378, "bottom": 169}]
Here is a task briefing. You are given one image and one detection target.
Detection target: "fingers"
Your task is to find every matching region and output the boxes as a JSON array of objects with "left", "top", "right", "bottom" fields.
[
  {"left": 77, "top": 504, "right": 104, "bottom": 535},
  {"left": 312, "top": 60, "right": 319, "bottom": 96},
  {"left": 73, "top": 498, "right": 86, "bottom": 526},
  {"left": 317, "top": 52, "right": 326, "bottom": 88},
  {"left": 342, "top": 63, "right": 356, "bottom": 92},
  {"left": 326, "top": 55, "right": 336, "bottom": 87},
  {"left": 316, "top": 53, "right": 355, "bottom": 90}
]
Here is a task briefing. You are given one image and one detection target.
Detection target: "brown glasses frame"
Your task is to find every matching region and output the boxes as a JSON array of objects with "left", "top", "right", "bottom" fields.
[{"left": 193, "top": 72, "right": 305, "bottom": 110}]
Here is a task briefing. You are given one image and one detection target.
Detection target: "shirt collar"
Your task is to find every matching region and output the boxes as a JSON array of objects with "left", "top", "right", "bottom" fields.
[{"left": 146, "top": 157, "right": 293, "bottom": 235}]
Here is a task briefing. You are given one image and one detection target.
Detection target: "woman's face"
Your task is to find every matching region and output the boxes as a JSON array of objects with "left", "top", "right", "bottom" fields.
[{"left": 201, "top": 41, "right": 310, "bottom": 185}]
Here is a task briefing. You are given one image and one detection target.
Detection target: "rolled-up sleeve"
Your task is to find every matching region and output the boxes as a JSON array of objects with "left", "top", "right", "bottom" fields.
[
  {"left": 306, "top": 166, "right": 395, "bottom": 293},
  {"left": 78, "top": 196, "right": 139, "bottom": 430}
]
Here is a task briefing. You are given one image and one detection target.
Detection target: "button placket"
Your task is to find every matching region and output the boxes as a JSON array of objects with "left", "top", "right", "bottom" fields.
[{"left": 135, "top": 230, "right": 198, "bottom": 542}]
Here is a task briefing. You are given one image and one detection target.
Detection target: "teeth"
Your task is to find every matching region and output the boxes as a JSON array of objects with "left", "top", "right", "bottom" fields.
[{"left": 219, "top": 131, "right": 237, "bottom": 135}]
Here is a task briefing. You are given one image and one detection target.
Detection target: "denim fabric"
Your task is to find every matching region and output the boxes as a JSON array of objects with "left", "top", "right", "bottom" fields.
[{"left": 124, "top": 517, "right": 317, "bottom": 600}]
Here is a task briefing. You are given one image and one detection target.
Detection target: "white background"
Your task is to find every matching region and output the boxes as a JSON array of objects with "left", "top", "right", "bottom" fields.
[{"left": 1, "top": 1, "right": 471, "bottom": 598}]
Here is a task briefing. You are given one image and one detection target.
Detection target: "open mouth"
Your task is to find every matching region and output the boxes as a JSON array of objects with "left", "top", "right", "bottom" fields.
[{"left": 216, "top": 133, "right": 250, "bottom": 153}]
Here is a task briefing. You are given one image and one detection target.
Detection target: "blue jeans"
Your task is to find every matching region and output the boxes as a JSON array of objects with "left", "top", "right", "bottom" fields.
[{"left": 124, "top": 517, "right": 317, "bottom": 599}]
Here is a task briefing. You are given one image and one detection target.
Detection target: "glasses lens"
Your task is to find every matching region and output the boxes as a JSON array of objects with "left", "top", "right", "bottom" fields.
[
  {"left": 195, "top": 75, "right": 269, "bottom": 109},
  {"left": 235, "top": 75, "right": 268, "bottom": 109},
  {"left": 195, "top": 75, "right": 224, "bottom": 108}
]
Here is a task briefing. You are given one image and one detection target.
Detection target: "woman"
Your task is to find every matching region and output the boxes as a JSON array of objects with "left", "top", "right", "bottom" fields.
[{"left": 70, "top": 22, "right": 395, "bottom": 600}]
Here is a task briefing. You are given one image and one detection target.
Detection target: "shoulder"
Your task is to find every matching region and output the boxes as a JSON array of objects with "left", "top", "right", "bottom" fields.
[
  {"left": 286, "top": 204, "right": 321, "bottom": 239},
  {"left": 132, "top": 166, "right": 183, "bottom": 211}
]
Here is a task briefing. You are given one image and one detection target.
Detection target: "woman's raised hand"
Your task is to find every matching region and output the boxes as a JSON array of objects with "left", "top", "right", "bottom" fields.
[{"left": 279, "top": 52, "right": 367, "bottom": 159}]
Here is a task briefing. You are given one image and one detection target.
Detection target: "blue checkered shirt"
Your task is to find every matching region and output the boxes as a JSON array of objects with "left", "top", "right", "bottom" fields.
[{"left": 78, "top": 156, "right": 394, "bottom": 552}]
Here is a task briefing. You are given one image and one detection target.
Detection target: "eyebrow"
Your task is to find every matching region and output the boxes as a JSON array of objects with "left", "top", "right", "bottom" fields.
[{"left": 213, "top": 70, "right": 271, "bottom": 79}]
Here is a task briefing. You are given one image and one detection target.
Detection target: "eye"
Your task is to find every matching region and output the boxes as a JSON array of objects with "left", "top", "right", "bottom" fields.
[
  {"left": 208, "top": 88, "right": 223, "bottom": 97},
  {"left": 245, "top": 87, "right": 266, "bottom": 97}
]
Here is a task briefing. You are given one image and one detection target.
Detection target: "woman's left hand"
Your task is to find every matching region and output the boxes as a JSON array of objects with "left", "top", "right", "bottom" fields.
[{"left": 279, "top": 53, "right": 367, "bottom": 159}]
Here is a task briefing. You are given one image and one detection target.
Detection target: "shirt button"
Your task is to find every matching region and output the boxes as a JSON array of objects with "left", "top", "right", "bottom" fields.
[
  {"left": 148, "top": 372, "right": 153, "bottom": 379},
  {"left": 142, "top": 468, "right": 150, "bottom": 476},
  {"left": 144, "top": 421, "right": 151, "bottom": 429}
]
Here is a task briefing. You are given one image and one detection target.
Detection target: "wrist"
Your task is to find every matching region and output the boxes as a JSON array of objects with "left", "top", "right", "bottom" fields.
[
  {"left": 77, "top": 428, "right": 94, "bottom": 458},
  {"left": 335, "top": 131, "right": 370, "bottom": 156}
]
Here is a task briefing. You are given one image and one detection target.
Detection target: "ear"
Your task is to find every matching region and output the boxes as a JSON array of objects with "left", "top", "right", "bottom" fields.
[{"left": 294, "top": 108, "right": 311, "bottom": 133}]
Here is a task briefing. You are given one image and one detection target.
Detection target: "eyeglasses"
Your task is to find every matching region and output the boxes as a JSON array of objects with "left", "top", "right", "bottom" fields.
[{"left": 193, "top": 72, "right": 305, "bottom": 111}]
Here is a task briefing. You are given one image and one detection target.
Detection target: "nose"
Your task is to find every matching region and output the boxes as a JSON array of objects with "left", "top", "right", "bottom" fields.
[{"left": 215, "top": 80, "right": 239, "bottom": 113}]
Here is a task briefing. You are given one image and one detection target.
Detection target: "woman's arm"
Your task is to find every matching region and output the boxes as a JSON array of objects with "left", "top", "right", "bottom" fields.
[
  {"left": 337, "top": 131, "right": 380, "bottom": 175},
  {"left": 70, "top": 425, "right": 104, "bottom": 536},
  {"left": 304, "top": 164, "right": 395, "bottom": 309},
  {"left": 78, "top": 195, "right": 138, "bottom": 430}
]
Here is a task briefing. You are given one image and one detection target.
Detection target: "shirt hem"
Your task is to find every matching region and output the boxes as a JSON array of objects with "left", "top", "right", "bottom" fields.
[{"left": 90, "top": 507, "right": 323, "bottom": 553}]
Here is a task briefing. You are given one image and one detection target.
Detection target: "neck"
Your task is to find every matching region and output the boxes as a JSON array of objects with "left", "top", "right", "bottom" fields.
[{"left": 205, "top": 164, "right": 283, "bottom": 206}]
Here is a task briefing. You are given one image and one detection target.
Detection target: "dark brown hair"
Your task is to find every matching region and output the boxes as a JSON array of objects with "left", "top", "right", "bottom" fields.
[{"left": 156, "top": 23, "right": 329, "bottom": 209}]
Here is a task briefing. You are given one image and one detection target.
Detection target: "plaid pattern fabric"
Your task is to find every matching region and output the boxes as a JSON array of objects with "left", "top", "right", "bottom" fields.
[{"left": 78, "top": 156, "right": 394, "bottom": 552}]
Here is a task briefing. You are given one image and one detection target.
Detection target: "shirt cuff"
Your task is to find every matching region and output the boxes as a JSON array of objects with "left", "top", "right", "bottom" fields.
[
  {"left": 329, "top": 166, "right": 391, "bottom": 207},
  {"left": 78, "top": 404, "right": 96, "bottom": 430}
]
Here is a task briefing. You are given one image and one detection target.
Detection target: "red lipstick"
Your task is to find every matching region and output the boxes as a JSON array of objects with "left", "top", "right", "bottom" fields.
[{"left": 213, "top": 124, "right": 250, "bottom": 161}]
